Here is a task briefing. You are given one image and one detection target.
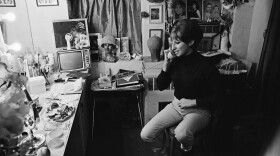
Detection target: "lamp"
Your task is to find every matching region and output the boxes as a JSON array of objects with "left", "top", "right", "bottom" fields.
[
  {"left": 0, "top": 12, "right": 22, "bottom": 73},
  {"left": 0, "top": 12, "right": 21, "bottom": 54},
  {"left": 0, "top": 12, "right": 16, "bottom": 21}
]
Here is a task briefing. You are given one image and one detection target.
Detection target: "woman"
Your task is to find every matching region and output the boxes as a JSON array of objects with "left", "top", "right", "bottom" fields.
[
  {"left": 141, "top": 19, "right": 221, "bottom": 154},
  {"left": 173, "top": 1, "right": 187, "bottom": 22},
  {"left": 189, "top": 2, "right": 201, "bottom": 20},
  {"left": 204, "top": 3, "right": 213, "bottom": 21},
  {"left": 210, "top": 5, "right": 221, "bottom": 21}
]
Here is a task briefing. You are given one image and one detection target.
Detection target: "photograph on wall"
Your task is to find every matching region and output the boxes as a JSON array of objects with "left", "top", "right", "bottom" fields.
[
  {"left": 187, "top": 0, "right": 202, "bottom": 20},
  {"left": 202, "top": 0, "right": 221, "bottom": 21},
  {"left": 149, "top": 5, "right": 163, "bottom": 24},
  {"left": 36, "top": 0, "right": 59, "bottom": 6},
  {"left": 53, "top": 18, "right": 90, "bottom": 50},
  {"left": 172, "top": 0, "right": 187, "bottom": 22},
  {"left": 149, "top": 29, "right": 163, "bottom": 38},
  {"left": 0, "top": 0, "right": 16, "bottom": 7}
]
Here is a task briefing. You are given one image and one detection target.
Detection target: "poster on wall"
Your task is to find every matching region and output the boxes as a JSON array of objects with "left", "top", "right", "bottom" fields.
[
  {"left": 36, "top": 0, "right": 59, "bottom": 6},
  {"left": 0, "top": 0, "right": 16, "bottom": 7}
]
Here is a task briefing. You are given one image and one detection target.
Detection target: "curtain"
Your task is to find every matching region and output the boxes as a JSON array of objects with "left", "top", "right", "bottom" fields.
[
  {"left": 69, "top": 0, "right": 142, "bottom": 54},
  {"left": 256, "top": 0, "right": 280, "bottom": 154}
]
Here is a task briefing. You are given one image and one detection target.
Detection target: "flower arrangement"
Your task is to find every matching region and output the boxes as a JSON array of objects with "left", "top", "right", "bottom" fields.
[{"left": 0, "top": 62, "right": 31, "bottom": 155}]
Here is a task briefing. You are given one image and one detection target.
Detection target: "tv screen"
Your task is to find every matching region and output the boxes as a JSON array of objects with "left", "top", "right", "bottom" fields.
[{"left": 58, "top": 51, "right": 83, "bottom": 71}]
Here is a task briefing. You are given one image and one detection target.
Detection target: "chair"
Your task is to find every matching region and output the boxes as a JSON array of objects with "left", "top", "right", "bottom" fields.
[{"left": 164, "top": 108, "right": 223, "bottom": 156}]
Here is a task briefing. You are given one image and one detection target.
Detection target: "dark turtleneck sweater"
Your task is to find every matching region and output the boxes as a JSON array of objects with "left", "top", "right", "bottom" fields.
[{"left": 157, "top": 52, "right": 221, "bottom": 112}]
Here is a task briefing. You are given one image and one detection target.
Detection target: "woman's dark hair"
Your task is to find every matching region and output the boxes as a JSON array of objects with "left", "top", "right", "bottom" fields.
[
  {"left": 170, "top": 19, "right": 203, "bottom": 50},
  {"left": 172, "top": 0, "right": 186, "bottom": 14},
  {"left": 192, "top": 2, "right": 200, "bottom": 10}
]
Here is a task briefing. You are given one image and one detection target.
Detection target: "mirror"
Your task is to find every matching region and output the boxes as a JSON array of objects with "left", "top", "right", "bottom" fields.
[
  {"left": 0, "top": 0, "right": 69, "bottom": 73},
  {"left": 0, "top": 0, "right": 33, "bottom": 53}
]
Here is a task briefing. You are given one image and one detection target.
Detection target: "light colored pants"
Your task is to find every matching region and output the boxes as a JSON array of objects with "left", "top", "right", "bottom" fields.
[{"left": 140, "top": 97, "right": 211, "bottom": 150}]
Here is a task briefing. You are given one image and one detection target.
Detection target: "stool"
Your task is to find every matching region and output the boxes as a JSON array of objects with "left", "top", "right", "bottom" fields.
[{"left": 165, "top": 125, "right": 211, "bottom": 156}]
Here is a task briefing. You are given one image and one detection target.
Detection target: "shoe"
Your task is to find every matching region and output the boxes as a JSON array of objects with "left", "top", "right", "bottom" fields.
[
  {"left": 152, "top": 148, "right": 168, "bottom": 156},
  {"left": 159, "top": 148, "right": 168, "bottom": 156},
  {"left": 180, "top": 144, "right": 192, "bottom": 152}
]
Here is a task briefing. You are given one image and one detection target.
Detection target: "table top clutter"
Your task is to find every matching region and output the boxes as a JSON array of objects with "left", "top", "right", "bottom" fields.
[{"left": 23, "top": 81, "right": 82, "bottom": 156}]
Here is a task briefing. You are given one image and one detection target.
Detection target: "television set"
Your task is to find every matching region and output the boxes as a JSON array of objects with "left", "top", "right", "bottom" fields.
[
  {"left": 53, "top": 18, "right": 90, "bottom": 49},
  {"left": 57, "top": 49, "right": 91, "bottom": 72}
]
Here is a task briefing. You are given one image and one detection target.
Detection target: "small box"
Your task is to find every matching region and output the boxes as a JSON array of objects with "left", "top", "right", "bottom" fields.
[
  {"left": 116, "top": 74, "right": 140, "bottom": 88},
  {"left": 27, "top": 76, "right": 46, "bottom": 95}
]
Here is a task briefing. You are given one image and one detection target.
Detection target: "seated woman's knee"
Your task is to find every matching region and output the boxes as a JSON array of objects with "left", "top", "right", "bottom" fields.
[
  {"left": 174, "top": 128, "right": 194, "bottom": 143},
  {"left": 140, "top": 128, "right": 155, "bottom": 142}
]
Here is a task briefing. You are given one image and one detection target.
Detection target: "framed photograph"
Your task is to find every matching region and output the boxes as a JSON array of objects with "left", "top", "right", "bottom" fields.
[
  {"left": 36, "top": 0, "right": 59, "bottom": 7},
  {"left": 53, "top": 18, "right": 90, "bottom": 49},
  {"left": 0, "top": 0, "right": 16, "bottom": 7},
  {"left": 187, "top": 0, "right": 202, "bottom": 20},
  {"left": 120, "top": 37, "right": 129, "bottom": 53},
  {"left": 149, "top": 29, "right": 163, "bottom": 38},
  {"left": 172, "top": 0, "right": 187, "bottom": 22},
  {"left": 149, "top": 5, "right": 163, "bottom": 24},
  {"left": 202, "top": 0, "right": 221, "bottom": 21}
]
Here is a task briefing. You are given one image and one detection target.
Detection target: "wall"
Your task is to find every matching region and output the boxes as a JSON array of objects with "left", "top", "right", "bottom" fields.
[
  {"left": 141, "top": 0, "right": 166, "bottom": 56},
  {"left": 0, "top": 0, "right": 69, "bottom": 54},
  {"left": 246, "top": 0, "right": 273, "bottom": 69},
  {"left": 230, "top": 2, "right": 254, "bottom": 60}
]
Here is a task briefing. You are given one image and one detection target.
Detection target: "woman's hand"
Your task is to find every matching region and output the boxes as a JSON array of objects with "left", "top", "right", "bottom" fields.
[
  {"left": 178, "top": 98, "right": 196, "bottom": 109},
  {"left": 163, "top": 49, "right": 173, "bottom": 72}
]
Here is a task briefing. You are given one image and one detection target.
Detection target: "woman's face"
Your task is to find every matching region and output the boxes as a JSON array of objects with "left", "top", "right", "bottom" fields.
[
  {"left": 206, "top": 4, "right": 212, "bottom": 11},
  {"left": 214, "top": 6, "right": 219, "bottom": 12},
  {"left": 171, "top": 38, "right": 192, "bottom": 57},
  {"left": 192, "top": 4, "right": 197, "bottom": 9},
  {"left": 175, "top": 5, "right": 183, "bottom": 15}
]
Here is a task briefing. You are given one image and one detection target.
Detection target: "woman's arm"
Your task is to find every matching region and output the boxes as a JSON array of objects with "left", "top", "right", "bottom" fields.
[
  {"left": 156, "top": 60, "right": 173, "bottom": 91},
  {"left": 196, "top": 10, "right": 201, "bottom": 19}
]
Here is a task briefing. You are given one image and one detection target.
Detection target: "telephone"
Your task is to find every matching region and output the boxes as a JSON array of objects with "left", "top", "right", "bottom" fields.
[{"left": 164, "top": 49, "right": 176, "bottom": 60}]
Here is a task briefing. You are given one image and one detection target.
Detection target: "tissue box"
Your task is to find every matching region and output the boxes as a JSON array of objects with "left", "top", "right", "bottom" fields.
[{"left": 27, "top": 76, "right": 46, "bottom": 95}]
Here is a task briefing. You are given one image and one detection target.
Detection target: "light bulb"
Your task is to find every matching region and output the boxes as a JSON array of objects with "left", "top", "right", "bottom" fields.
[
  {"left": 0, "top": 13, "right": 16, "bottom": 21},
  {"left": 8, "top": 43, "right": 21, "bottom": 51}
]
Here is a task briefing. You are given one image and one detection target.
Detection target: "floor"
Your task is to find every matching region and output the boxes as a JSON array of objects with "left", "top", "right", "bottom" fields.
[
  {"left": 88, "top": 98, "right": 259, "bottom": 156},
  {"left": 90, "top": 99, "right": 155, "bottom": 156}
]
